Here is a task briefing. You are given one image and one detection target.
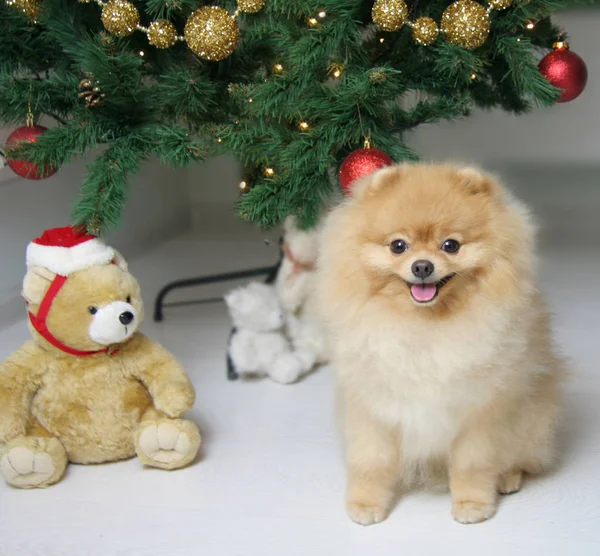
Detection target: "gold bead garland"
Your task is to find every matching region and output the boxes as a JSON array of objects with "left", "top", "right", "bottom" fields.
[
  {"left": 66, "top": 0, "right": 264, "bottom": 61},
  {"left": 147, "top": 19, "right": 178, "bottom": 49},
  {"left": 101, "top": 0, "right": 139, "bottom": 37},
  {"left": 372, "top": 0, "right": 408, "bottom": 32},
  {"left": 185, "top": 6, "right": 239, "bottom": 61},
  {"left": 372, "top": 0, "right": 513, "bottom": 50},
  {"left": 487, "top": 0, "right": 512, "bottom": 9},
  {"left": 411, "top": 17, "right": 439, "bottom": 46},
  {"left": 6, "top": 0, "right": 40, "bottom": 22},
  {"left": 237, "top": 0, "right": 265, "bottom": 14},
  {"left": 441, "top": 0, "right": 490, "bottom": 49}
]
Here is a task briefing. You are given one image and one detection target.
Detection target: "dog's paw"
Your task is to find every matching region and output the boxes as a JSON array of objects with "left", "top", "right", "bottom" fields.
[
  {"left": 497, "top": 469, "right": 523, "bottom": 495},
  {"left": 452, "top": 500, "right": 497, "bottom": 524},
  {"left": 347, "top": 501, "right": 389, "bottom": 526}
]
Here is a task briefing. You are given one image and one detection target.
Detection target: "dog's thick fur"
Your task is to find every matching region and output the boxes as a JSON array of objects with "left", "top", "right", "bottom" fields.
[{"left": 316, "top": 164, "right": 563, "bottom": 525}]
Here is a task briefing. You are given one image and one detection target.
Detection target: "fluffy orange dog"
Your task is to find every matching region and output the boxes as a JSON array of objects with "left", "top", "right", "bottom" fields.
[{"left": 317, "top": 164, "right": 563, "bottom": 525}]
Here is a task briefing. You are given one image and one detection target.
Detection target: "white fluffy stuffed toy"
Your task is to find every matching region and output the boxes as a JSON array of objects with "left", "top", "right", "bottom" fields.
[
  {"left": 225, "top": 282, "right": 315, "bottom": 384},
  {"left": 276, "top": 216, "right": 328, "bottom": 365}
]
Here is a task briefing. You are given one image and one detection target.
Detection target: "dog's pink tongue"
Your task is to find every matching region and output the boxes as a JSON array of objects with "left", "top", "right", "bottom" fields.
[{"left": 411, "top": 283, "right": 437, "bottom": 302}]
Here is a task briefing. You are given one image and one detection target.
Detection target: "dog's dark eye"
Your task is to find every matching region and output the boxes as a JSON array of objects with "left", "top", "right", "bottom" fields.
[
  {"left": 126, "top": 295, "right": 132, "bottom": 304},
  {"left": 88, "top": 306, "right": 98, "bottom": 315},
  {"left": 390, "top": 239, "right": 408, "bottom": 254},
  {"left": 441, "top": 239, "right": 460, "bottom": 254}
]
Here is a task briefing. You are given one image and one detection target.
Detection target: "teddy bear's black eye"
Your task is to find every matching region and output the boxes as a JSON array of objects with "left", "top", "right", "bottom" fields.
[
  {"left": 126, "top": 296, "right": 132, "bottom": 304},
  {"left": 88, "top": 306, "right": 98, "bottom": 315}
]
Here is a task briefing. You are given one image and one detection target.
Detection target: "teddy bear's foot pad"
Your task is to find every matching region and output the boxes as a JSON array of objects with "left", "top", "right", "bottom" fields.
[
  {"left": 135, "top": 419, "right": 201, "bottom": 470},
  {"left": 0, "top": 437, "right": 67, "bottom": 488}
]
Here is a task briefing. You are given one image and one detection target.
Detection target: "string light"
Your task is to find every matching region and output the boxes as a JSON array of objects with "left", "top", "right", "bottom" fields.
[
  {"left": 299, "top": 121, "right": 309, "bottom": 130},
  {"left": 308, "top": 17, "right": 318, "bottom": 27},
  {"left": 329, "top": 63, "right": 344, "bottom": 79},
  {"left": 526, "top": 21, "right": 535, "bottom": 29},
  {"left": 139, "top": 50, "right": 145, "bottom": 56},
  {"left": 379, "top": 37, "right": 385, "bottom": 43},
  {"left": 273, "top": 63, "right": 284, "bottom": 72},
  {"left": 470, "top": 73, "right": 477, "bottom": 80},
  {"left": 264, "top": 167, "right": 275, "bottom": 177},
  {"left": 217, "top": 137, "right": 223, "bottom": 143},
  {"left": 238, "top": 180, "right": 248, "bottom": 191},
  {"left": 318, "top": 11, "right": 326, "bottom": 18},
  {"left": 248, "top": 97, "right": 253, "bottom": 103}
]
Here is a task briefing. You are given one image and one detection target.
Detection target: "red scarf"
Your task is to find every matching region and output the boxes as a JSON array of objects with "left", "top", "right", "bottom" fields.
[{"left": 282, "top": 242, "right": 315, "bottom": 278}]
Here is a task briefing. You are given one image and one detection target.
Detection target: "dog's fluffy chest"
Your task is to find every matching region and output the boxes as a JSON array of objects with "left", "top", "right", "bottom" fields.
[{"left": 339, "top": 302, "right": 515, "bottom": 458}]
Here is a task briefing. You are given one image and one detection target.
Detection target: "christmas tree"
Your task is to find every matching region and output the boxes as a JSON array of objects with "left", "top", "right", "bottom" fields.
[{"left": 0, "top": 0, "right": 591, "bottom": 232}]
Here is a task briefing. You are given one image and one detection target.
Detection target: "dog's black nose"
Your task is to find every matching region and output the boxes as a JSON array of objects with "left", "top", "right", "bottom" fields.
[
  {"left": 119, "top": 311, "right": 134, "bottom": 325},
  {"left": 412, "top": 260, "right": 435, "bottom": 280}
]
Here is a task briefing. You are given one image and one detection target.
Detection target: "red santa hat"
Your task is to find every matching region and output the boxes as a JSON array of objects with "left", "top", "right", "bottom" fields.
[{"left": 26, "top": 226, "right": 115, "bottom": 276}]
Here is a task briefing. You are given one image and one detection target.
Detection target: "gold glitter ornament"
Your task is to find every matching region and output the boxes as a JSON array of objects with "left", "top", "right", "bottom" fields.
[
  {"left": 237, "top": 0, "right": 265, "bottom": 14},
  {"left": 185, "top": 6, "right": 240, "bottom": 61},
  {"left": 441, "top": 0, "right": 490, "bottom": 50},
  {"left": 372, "top": 0, "right": 408, "bottom": 32},
  {"left": 487, "top": 0, "right": 512, "bottom": 9},
  {"left": 411, "top": 17, "right": 439, "bottom": 46},
  {"left": 147, "top": 19, "right": 178, "bottom": 49},
  {"left": 101, "top": 0, "right": 140, "bottom": 38},
  {"left": 6, "top": 0, "right": 40, "bottom": 22}
]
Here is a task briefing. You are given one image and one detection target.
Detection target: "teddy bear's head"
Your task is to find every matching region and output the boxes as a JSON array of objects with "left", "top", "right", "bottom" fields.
[
  {"left": 224, "top": 282, "right": 283, "bottom": 333},
  {"left": 21, "top": 227, "right": 143, "bottom": 354},
  {"left": 283, "top": 216, "right": 324, "bottom": 265}
]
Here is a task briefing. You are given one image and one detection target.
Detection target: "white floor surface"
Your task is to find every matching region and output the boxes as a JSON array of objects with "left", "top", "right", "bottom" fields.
[{"left": 0, "top": 232, "right": 599, "bottom": 556}]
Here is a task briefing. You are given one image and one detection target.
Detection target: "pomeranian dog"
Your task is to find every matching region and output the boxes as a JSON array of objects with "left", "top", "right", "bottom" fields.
[{"left": 316, "top": 163, "right": 563, "bottom": 525}]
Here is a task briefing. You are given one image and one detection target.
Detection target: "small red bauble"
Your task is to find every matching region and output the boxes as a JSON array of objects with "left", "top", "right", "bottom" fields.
[
  {"left": 538, "top": 42, "right": 587, "bottom": 103},
  {"left": 6, "top": 125, "right": 58, "bottom": 180},
  {"left": 339, "top": 146, "right": 393, "bottom": 195}
]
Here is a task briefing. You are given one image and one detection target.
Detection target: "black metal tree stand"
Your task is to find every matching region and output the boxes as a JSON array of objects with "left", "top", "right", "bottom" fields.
[{"left": 153, "top": 240, "right": 284, "bottom": 380}]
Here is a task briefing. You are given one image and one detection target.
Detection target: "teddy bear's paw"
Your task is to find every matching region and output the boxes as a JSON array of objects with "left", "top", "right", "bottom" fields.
[
  {"left": 0, "top": 437, "right": 67, "bottom": 489},
  {"left": 135, "top": 419, "right": 201, "bottom": 470},
  {"left": 270, "top": 353, "right": 303, "bottom": 384}
]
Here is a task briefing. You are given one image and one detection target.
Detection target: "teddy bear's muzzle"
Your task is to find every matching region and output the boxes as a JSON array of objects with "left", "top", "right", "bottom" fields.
[{"left": 89, "top": 301, "right": 139, "bottom": 345}]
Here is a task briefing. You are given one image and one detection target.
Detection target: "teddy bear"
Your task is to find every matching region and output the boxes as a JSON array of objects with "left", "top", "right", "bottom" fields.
[
  {"left": 0, "top": 226, "right": 201, "bottom": 489},
  {"left": 275, "top": 216, "right": 328, "bottom": 366},
  {"left": 225, "top": 282, "right": 316, "bottom": 384}
]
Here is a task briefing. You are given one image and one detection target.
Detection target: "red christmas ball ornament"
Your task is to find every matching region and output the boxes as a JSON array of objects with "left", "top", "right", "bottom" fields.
[
  {"left": 5, "top": 125, "right": 58, "bottom": 180},
  {"left": 339, "top": 142, "right": 393, "bottom": 195},
  {"left": 538, "top": 41, "right": 587, "bottom": 103}
]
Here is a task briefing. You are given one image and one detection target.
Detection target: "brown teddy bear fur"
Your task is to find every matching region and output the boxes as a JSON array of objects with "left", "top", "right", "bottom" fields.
[{"left": 0, "top": 263, "right": 201, "bottom": 489}]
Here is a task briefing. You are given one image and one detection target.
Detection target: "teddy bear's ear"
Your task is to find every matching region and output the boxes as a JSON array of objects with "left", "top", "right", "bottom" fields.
[
  {"left": 112, "top": 250, "right": 129, "bottom": 272},
  {"left": 224, "top": 289, "right": 245, "bottom": 311},
  {"left": 21, "top": 267, "right": 56, "bottom": 305}
]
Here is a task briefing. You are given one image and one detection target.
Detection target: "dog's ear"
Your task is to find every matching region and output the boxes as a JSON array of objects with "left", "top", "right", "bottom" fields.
[
  {"left": 350, "top": 165, "right": 405, "bottom": 202},
  {"left": 455, "top": 166, "right": 498, "bottom": 197},
  {"left": 22, "top": 267, "right": 56, "bottom": 305}
]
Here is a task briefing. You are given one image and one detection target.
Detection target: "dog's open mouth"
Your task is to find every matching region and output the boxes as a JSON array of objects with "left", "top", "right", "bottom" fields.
[{"left": 406, "top": 274, "right": 455, "bottom": 304}]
